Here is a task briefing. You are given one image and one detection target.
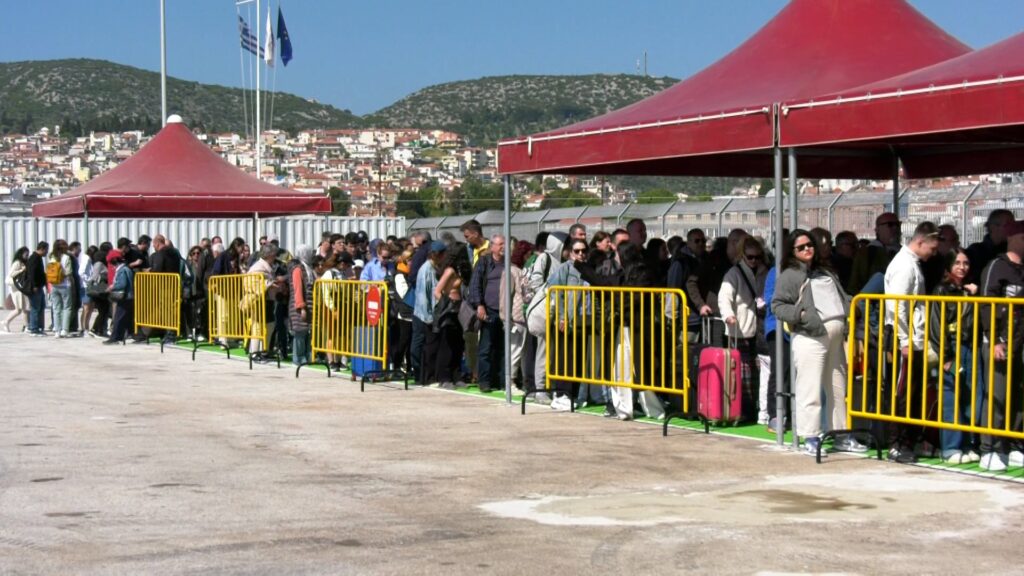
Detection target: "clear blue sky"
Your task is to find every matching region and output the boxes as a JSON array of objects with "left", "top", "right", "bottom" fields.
[{"left": 3, "top": 1, "right": 1023, "bottom": 115}]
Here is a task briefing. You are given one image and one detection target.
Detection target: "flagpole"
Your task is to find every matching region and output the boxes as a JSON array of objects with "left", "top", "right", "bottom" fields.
[
  {"left": 160, "top": 0, "right": 167, "bottom": 126},
  {"left": 255, "top": 0, "right": 262, "bottom": 181}
]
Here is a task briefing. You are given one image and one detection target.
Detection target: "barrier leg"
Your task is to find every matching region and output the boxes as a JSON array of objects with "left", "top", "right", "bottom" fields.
[{"left": 295, "top": 360, "right": 331, "bottom": 379}]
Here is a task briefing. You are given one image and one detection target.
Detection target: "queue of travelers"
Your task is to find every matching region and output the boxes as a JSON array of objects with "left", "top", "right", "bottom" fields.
[{"left": 5, "top": 208, "right": 1023, "bottom": 471}]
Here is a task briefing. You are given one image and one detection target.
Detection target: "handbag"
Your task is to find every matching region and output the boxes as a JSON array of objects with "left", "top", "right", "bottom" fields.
[
  {"left": 109, "top": 290, "right": 127, "bottom": 303},
  {"left": 458, "top": 299, "right": 482, "bottom": 332}
]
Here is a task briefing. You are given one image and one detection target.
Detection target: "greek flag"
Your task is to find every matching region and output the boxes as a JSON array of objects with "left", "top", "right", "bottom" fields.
[{"left": 238, "top": 15, "right": 264, "bottom": 58}]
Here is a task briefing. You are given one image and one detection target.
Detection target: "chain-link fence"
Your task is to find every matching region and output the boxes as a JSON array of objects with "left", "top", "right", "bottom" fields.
[{"left": 407, "top": 183, "right": 1024, "bottom": 246}]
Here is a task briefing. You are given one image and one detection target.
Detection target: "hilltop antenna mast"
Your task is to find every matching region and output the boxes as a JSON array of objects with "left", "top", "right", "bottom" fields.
[{"left": 644, "top": 50, "right": 648, "bottom": 76}]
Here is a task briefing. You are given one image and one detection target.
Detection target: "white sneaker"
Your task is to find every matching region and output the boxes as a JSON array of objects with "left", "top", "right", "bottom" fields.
[
  {"left": 58, "top": 330, "right": 67, "bottom": 338},
  {"left": 550, "top": 395, "right": 571, "bottom": 412},
  {"left": 964, "top": 450, "right": 981, "bottom": 463},
  {"left": 1009, "top": 450, "right": 1024, "bottom": 468},
  {"left": 980, "top": 452, "right": 1008, "bottom": 472},
  {"left": 533, "top": 392, "right": 552, "bottom": 406},
  {"left": 943, "top": 450, "right": 967, "bottom": 464}
]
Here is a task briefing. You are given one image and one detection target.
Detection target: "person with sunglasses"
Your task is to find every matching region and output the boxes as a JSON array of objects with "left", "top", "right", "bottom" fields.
[
  {"left": 848, "top": 212, "right": 902, "bottom": 294},
  {"left": 772, "top": 229, "right": 863, "bottom": 457},
  {"left": 718, "top": 236, "right": 769, "bottom": 424}
]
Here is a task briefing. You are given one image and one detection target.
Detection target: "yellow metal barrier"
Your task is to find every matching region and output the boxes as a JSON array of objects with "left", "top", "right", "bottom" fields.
[
  {"left": 298, "top": 279, "right": 402, "bottom": 389},
  {"left": 538, "top": 285, "right": 690, "bottom": 433},
  {"left": 133, "top": 272, "right": 181, "bottom": 353},
  {"left": 836, "top": 292, "right": 1024, "bottom": 463},
  {"left": 203, "top": 273, "right": 276, "bottom": 369}
]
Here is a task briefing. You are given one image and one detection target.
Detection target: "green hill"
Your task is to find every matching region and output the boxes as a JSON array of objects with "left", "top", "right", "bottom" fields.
[
  {"left": 0, "top": 59, "right": 362, "bottom": 136},
  {"left": 367, "top": 74, "right": 677, "bottom": 145}
]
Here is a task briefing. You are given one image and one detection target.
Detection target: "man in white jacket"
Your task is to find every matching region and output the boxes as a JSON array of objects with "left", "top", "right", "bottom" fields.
[{"left": 883, "top": 221, "right": 940, "bottom": 463}]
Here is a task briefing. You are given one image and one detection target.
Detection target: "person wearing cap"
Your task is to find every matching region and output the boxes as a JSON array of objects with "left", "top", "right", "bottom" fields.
[
  {"left": 361, "top": 239, "right": 392, "bottom": 283},
  {"left": 883, "top": 221, "right": 941, "bottom": 463},
  {"left": 413, "top": 241, "right": 447, "bottom": 384},
  {"left": 976, "top": 219, "right": 1024, "bottom": 472},
  {"left": 352, "top": 259, "right": 365, "bottom": 280}
]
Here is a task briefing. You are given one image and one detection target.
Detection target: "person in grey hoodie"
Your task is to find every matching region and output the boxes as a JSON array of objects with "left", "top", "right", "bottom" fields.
[{"left": 772, "top": 229, "right": 864, "bottom": 457}]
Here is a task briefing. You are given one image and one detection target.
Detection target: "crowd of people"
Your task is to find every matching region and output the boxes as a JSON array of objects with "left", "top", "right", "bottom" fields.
[{"left": 5, "top": 209, "right": 1023, "bottom": 471}]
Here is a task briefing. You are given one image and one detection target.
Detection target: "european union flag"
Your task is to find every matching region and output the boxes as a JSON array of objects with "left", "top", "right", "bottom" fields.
[{"left": 277, "top": 7, "right": 293, "bottom": 66}]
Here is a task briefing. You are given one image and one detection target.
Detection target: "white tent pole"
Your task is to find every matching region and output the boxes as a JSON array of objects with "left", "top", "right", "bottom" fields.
[
  {"left": 787, "top": 147, "right": 799, "bottom": 451},
  {"left": 503, "top": 175, "right": 513, "bottom": 405},
  {"left": 773, "top": 146, "right": 785, "bottom": 447}
]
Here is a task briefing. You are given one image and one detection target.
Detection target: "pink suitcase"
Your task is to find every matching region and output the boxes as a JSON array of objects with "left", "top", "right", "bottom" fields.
[{"left": 697, "top": 318, "right": 742, "bottom": 425}]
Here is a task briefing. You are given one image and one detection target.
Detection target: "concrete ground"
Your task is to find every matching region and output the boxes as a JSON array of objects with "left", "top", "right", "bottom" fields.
[{"left": 2, "top": 331, "right": 1024, "bottom": 576}]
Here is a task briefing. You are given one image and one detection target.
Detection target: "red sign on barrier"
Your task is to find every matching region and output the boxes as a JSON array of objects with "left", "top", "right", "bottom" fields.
[{"left": 366, "top": 286, "right": 382, "bottom": 327}]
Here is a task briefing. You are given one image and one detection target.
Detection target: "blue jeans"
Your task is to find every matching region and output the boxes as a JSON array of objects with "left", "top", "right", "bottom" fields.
[
  {"left": 941, "top": 345, "right": 984, "bottom": 455},
  {"left": 476, "top": 310, "right": 504, "bottom": 390},
  {"left": 291, "top": 331, "right": 311, "bottom": 366},
  {"left": 28, "top": 289, "right": 46, "bottom": 333},
  {"left": 51, "top": 285, "right": 72, "bottom": 333}
]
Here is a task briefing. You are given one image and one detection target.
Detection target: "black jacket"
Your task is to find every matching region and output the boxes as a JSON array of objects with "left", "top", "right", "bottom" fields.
[
  {"left": 26, "top": 252, "right": 46, "bottom": 292},
  {"left": 150, "top": 246, "right": 182, "bottom": 275},
  {"left": 978, "top": 254, "right": 1024, "bottom": 347},
  {"left": 967, "top": 235, "right": 1006, "bottom": 284}
]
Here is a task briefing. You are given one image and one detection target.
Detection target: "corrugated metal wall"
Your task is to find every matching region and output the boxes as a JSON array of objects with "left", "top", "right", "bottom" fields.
[{"left": 0, "top": 216, "right": 404, "bottom": 303}]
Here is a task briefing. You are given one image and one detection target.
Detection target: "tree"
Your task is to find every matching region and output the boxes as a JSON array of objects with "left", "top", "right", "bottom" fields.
[
  {"left": 542, "top": 177, "right": 561, "bottom": 191},
  {"left": 328, "top": 186, "right": 352, "bottom": 216},
  {"left": 757, "top": 178, "right": 773, "bottom": 197},
  {"left": 635, "top": 188, "right": 676, "bottom": 204},
  {"left": 541, "top": 189, "right": 600, "bottom": 209},
  {"left": 459, "top": 176, "right": 503, "bottom": 213},
  {"left": 687, "top": 193, "right": 714, "bottom": 203}
]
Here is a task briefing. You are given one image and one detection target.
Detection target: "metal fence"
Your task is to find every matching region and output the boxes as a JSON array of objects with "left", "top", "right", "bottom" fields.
[
  {"left": 0, "top": 216, "right": 404, "bottom": 307},
  {"left": 407, "top": 182, "right": 1024, "bottom": 247}
]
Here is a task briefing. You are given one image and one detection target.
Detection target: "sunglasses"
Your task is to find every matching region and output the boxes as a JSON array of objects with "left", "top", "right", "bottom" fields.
[
  {"left": 691, "top": 238, "right": 706, "bottom": 244},
  {"left": 190, "top": 251, "right": 200, "bottom": 256},
  {"left": 879, "top": 221, "right": 901, "bottom": 228},
  {"left": 745, "top": 253, "right": 763, "bottom": 261},
  {"left": 794, "top": 243, "right": 815, "bottom": 253},
  {"left": 572, "top": 248, "right": 587, "bottom": 254}
]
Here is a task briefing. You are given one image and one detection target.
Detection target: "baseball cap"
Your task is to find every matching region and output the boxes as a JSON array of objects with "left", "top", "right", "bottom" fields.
[
  {"left": 356, "top": 231, "right": 369, "bottom": 243},
  {"left": 336, "top": 251, "right": 354, "bottom": 265},
  {"left": 430, "top": 240, "right": 448, "bottom": 253},
  {"left": 353, "top": 259, "right": 366, "bottom": 268}
]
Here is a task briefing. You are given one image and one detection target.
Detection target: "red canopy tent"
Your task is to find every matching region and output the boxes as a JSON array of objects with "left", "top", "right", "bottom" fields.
[
  {"left": 497, "top": 0, "right": 970, "bottom": 178},
  {"left": 780, "top": 31, "right": 1024, "bottom": 178},
  {"left": 32, "top": 117, "right": 332, "bottom": 218}
]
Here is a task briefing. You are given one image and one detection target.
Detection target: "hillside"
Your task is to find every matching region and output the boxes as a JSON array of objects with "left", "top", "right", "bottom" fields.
[
  {"left": 367, "top": 74, "right": 677, "bottom": 145},
  {"left": 0, "top": 59, "right": 362, "bottom": 136}
]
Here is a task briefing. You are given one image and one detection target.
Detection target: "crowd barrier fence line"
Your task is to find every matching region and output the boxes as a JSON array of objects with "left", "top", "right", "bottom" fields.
[
  {"left": 821, "top": 292, "right": 1024, "bottom": 463},
  {"left": 296, "top": 279, "right": 405, "bottom": 390},
  {"left": 133, "top": 272, "right": 182, "bottom": 353},
  {"left": 533, "top": 285, "right": 691, "bottom": 434},
  {"left": 203, "top": 273, "right": 280, "bottom": 369}
]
